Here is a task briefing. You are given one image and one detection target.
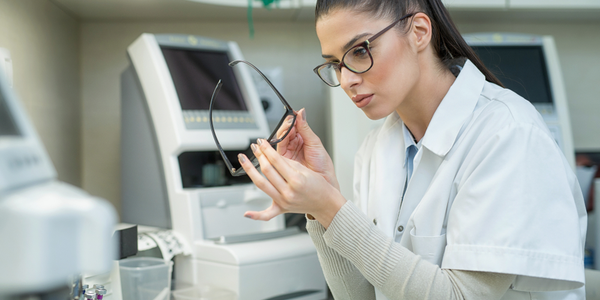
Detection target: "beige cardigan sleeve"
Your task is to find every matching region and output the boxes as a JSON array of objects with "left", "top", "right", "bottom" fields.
[{"left": 305, "top": 201, "right": 515, "bottom": 300}]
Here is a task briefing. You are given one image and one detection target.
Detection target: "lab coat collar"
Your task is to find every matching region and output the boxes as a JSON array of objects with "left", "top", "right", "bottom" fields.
[{"left": 421, "top": 60, "right": 485, "bottom": 157}]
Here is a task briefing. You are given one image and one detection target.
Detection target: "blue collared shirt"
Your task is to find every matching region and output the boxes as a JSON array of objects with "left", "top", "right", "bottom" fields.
[{"left": 402, "top": 123, "right": 420, "bottom": 185}]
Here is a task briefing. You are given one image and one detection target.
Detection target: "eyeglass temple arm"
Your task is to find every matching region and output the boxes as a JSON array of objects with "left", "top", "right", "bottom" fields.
[
  {"left": 366, "top": 13, "right": 415, "bottom": 44},
  {"left": 229, "top": 60, "right": 294, "bottom": 111},
  {"left": 209, "top": 80, "right": 238, "bottom": 173}
]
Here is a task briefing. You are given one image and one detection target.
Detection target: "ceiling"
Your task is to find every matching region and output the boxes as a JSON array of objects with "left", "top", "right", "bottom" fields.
[
  {"left": 50, "top": 0, "right": 318, "bottom": 22},
  {"left": 50, "top": 0, "right": 600, "bottom": 23}
]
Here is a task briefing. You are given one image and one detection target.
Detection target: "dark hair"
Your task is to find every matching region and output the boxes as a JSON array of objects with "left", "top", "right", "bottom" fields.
[{"left": 315, "top": 0, "right": 504, "bottom": 87}]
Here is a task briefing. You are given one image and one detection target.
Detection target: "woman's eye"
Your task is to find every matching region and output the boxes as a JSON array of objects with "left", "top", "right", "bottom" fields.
[{"left": 351, "top": 47, "right": 368, "bottom": 58}]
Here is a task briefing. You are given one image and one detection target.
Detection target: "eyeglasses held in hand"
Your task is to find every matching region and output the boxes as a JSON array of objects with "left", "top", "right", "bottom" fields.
[
  {"left": 209, "top": 60, "right": 296, "bottom": 176},
  {"left": 313, "top": 13, "right": 415, "bottom": 87}
]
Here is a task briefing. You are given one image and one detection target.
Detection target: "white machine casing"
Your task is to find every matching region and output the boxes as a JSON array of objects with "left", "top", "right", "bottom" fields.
[
  {"left": 123, "top": 34, "right": 326, "bottom": 299},
  {"left": 0, "top": 55, "right": 117, "bottom": 297}
]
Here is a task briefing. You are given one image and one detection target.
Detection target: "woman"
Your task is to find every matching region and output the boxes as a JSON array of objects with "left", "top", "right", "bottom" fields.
[{"left": 237, "top": 0, "right": 587, "bottom": 298}]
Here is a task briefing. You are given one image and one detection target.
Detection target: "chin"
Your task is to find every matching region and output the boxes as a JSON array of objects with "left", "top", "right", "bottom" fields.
[{"left": 361, "top": 106, "right": 392, "bottom": 121}]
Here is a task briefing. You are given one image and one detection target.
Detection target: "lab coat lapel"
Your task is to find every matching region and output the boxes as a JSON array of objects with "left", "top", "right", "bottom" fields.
[
  {"left": 400, "top": 149, "right": 444, "bottom": 232},
  {"left": 399, "top": 60, "right": 485, "bottom": 252},
  {"left": 367, "top": 114, "right": 406, "bottom": 238}
]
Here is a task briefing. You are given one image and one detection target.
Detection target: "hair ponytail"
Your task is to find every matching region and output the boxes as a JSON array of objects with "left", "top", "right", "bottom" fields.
[
  {"left": 315, "top": 0, "right": 504, "bottom": 87},
  {"left": 424, "top": 0, "right": 503, "bottom": 87}
]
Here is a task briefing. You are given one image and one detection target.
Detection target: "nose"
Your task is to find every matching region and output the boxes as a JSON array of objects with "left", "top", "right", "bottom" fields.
[{"left": 339, "top": 66, "right": 361, "bottom": 90}]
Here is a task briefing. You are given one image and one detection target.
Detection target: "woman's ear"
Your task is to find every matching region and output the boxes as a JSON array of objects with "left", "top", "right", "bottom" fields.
[{"left": 410, "top": 12, "right": 433, "bottom": 53}]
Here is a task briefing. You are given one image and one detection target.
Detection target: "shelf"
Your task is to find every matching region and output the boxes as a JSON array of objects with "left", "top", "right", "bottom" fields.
[
  {"left": 51, "top": 0, "right": 600, "bottom": 22},
  {"left": 510, "top": 0, "right": 600, "bottom": 9}
]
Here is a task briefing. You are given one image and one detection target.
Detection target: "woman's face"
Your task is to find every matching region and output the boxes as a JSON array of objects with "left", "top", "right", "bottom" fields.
[{"left": 316, "top": 9, "right": 421, "bottom": 120}]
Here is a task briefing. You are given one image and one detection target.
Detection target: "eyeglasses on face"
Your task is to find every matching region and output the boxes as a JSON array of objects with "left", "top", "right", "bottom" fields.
[
  {"left": 313, "top": 13, "right": 415, "bottom": 87},
  {"left": 209, "top": 60, "right": 296, "bottom": 177}
]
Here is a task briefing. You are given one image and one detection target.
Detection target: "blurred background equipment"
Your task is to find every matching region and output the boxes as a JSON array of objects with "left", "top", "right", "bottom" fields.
[{"left": 0, "top": 48, "right": 117, "bottom": 300}]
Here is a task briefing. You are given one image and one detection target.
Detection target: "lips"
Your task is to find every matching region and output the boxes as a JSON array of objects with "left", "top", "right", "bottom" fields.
[{"left": 352, "top": 94, "right": 373, "bottom": 108}]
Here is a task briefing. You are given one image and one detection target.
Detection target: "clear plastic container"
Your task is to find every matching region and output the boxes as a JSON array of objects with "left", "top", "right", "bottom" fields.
[
  {"left": 119, "top": 257, "right": 173, "bottom": 300},
  {"left": 171, "top": 285, "right": 237, "bottom": 300}
]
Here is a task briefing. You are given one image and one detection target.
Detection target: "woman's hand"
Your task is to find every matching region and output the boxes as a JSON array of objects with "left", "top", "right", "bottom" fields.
[
  {"left": 238, "top": 138, "right": 346, "bottom": 228},
  {"left": 275, "top": 109, "right": 340, "bottom": 190}
]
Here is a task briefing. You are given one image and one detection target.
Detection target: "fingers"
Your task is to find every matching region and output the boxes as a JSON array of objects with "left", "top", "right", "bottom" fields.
[
  {"left": 238, "top": 152, "right": 288, "bottom": 222},
  {"left": 276, "top": 114, "right": 296, "bottom": 140},
  {"left": 295, "top": 109, "right": 319, "bottom": 144},
  {"left": 274, "top": 114, "right": 297, "bottom": 155},
  {"left": 254, "top": 138, "right": 296, "bottom": 183},
  {"left": 244, "top": 203, "right": 284, "bottom": 221},
  {"left": 237, "top": 153, "right": 280, "bottom": 197}
]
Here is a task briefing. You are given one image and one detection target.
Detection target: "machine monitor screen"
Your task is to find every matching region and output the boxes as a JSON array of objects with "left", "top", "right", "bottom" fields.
[
  {"left": 471, "top": 45, "right": 552, "bottom": 104},
  {"left": 161, "top": 47, "right": 248, "bottom": 111},
  {"left": 0, "top": 89, "right": 20, "bottom": 136}
]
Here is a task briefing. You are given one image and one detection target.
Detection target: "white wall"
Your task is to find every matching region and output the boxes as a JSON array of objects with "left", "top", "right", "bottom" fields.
[
  {"left": 0, "top": 0, "right": 81, "bottom": 186},
  {"left": 80, "top": 21, "right": 326, "bottom": 215}
]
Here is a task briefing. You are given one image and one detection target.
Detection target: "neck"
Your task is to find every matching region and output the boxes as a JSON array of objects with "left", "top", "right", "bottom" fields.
[{"left": 396, "top": 59, "right": 456, "bottom": 142}]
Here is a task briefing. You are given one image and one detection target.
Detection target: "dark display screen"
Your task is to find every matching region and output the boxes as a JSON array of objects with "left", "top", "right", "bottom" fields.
[
  {"left": 161, "top": 47, "right": 247, "bottom": 111},
  {"left": 471, "top": 45, "right": 553, "bottom": 103},
  {"left": 0, "top": 89, "right": 20, "bottom": 136}
]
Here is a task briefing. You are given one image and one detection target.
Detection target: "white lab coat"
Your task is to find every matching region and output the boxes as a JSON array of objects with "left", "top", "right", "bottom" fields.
[{"left": 353, "top": 60, "right": 587, "bottom": 299}]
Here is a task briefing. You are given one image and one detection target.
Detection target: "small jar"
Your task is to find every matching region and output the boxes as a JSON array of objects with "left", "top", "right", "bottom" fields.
[{"left": 95, "top": 288, "right": 107, "bottom": 300}]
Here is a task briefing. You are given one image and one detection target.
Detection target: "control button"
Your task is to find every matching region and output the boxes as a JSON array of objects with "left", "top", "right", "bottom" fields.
[
  {"left": 397, "top": 225, "right": 404, "bottom": 232},
  {"left": 216, "top": 199, "right": 227, "bottom": 208}
]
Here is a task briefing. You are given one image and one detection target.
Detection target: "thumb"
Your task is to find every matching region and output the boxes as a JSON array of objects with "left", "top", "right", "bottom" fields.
[
  {"left": 295, "top": 108, "right": 320, "bottom": 145},
  {"left": 244, "top": 203, "right": 284, "bottom": 221}
]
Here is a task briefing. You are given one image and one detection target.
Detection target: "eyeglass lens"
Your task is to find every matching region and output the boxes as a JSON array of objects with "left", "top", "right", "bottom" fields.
[
  {"left": 317, "top": 44, "right": 373, "bottom": 87},
  {"left": 222, "top": 113, "right": 295, "bottom": 177},
  {"left": 209, "top": 61, "right": 296, "bottom": 177}
]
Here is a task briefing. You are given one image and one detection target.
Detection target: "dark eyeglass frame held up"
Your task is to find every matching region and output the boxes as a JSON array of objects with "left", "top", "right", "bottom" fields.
[
  {"left": 313, "top": 13, "right": 415, "bottom": 87},
  {"left": 209, "top": 60, "right": 296, "bottom": 177}
]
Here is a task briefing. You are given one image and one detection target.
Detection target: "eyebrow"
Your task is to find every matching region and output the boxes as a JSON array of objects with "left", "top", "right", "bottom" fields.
[{"left": 321, "top": 32, "right": 372, "bottom": 59}]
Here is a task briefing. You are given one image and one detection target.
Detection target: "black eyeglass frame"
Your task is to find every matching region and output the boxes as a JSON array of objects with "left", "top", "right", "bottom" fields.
[
  {"left": 313, "top": 13, "right": 415, "bottom": 87},
  {"left": 209, "top": 60, "right": 296, "bottom": 177}
]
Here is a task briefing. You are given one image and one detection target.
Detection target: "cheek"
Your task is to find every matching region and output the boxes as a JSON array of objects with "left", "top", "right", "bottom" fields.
[{"left": 367, "top": 48, "right": 410, "bottom": 96}]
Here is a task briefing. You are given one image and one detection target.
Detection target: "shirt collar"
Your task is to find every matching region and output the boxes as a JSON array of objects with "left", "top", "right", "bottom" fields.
[
  {"left": 421, "top": 59, "right": 485, "bottom": 157},
  {"left": 402, "top": 123, "right": 416, "bottom": 167}
]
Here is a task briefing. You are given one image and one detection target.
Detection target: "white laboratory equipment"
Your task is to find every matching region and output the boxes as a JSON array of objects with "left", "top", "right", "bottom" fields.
[
  {"left": 0, "top": 53, "right": 117, "bottom": 299},
  {"left": 120, "top": 33, "right": 327, "bottom": 300},
  {"left": 463, "top": 33, "right": 576, "bottom": 170}
]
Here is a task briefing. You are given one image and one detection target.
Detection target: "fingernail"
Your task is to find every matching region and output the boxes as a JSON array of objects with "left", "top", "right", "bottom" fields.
[
  {"left": 302, "top": 109, "right": 307, "bottom": 121},
  {"left": 256, "top": 138, "right": 263, "bottom": 146},
  {"left": 286, "top": 116, "right": 294, "bottom": 124},
  {"left": 244, "top": 214, "right": 252, "bottom": 219},
  {"left": 238, "top": 153, "right": 246, "bottom": 163},
  {"left": 251, "top": 143, "right": 258, "bottom": 152}
]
